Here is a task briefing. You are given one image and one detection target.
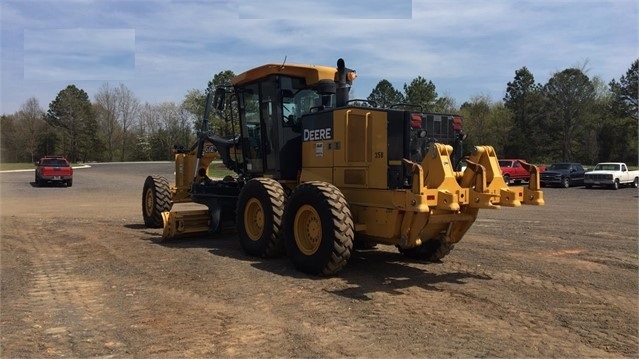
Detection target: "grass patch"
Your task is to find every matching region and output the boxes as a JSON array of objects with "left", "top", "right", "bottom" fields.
[
  {"left": 208, "top": 162, "right": 236, "bottom": 178},
  {"left": 0, "top": 163, "right": 36, "bottom": 171}
]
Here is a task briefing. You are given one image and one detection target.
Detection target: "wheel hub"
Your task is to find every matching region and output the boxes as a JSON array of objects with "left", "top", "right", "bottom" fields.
[
  {"left": 294, "top": 205, "right": 322, "bottom": 255},
  {"left": 144, "top": 188, "right": 154, "bottom": 215},
  {"left": 244, "top": 198, "right": 264, "bottom": 241}
]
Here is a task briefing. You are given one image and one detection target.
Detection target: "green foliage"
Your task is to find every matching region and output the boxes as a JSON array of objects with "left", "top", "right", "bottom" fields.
[
  {"left": 609, "top": 59, "right": 638, "bottom": 121},
  {"left": 202, "top": 70, "right": 238, "bottom": 136},
  {"left": 542, "top": 68, "right": 595, "bottom": 162},
  {"left": 182, "top": 89, "right": 207, "bottom": 126},
  {"left": 0, "top": 115, "right": 19, "bottom": 162},
  {"left": 432, "top": 96, "right": 457, "bottom": 113},
  {"left": 459, "top": 96, "right": 512, "bottom": 156},
  {"left": 403, "top": 76, "right": 438, "bottom": 112},
  {"left": 367, "top": 79, "right": 404, "bottom": 108},
  {"left": 502, "top": 67, "right": 545, "bottom": 160},
  {"left": 46, "top": 85, "right": 98, "bottom": 162},
  {"left": 2, "top": 60, "right": 638, "bottom": 167}
]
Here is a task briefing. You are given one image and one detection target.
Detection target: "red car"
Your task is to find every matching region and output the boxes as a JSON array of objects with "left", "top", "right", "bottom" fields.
[
  {"left": 35, "top": 156, "right": 73, "bottom": 187},
  {"left": 498, "top": 159, "right": 545, "bottom": 184}
]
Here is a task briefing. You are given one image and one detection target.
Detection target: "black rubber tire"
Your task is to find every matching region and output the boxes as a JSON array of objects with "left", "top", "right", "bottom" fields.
[
  {"left": 503, "top": 174, "right": 510, "bottom": 185},
  {"left": 632, "top": 177, "right": 638, "bottom": 188},
  {"left": 142, "top": 175, "right": 172, "bottom": 228},
  {"left": 398, "top": 238, "right": 454, "bottom": 262},
  {"left": 283, "top": 181, "right": 354, "bottom": 276},
  {"left": 612, "top": 180, "right": 619, "bottom": 190},
  {"left": 562, "top": 177, "right": 570, "bottom": 188},
  {"left": 236, "top": 178, "right": 286, "bottom": 258},
  {"left": 35, "top": 174, "right": 41, "bottom": 187},
  {"left": 586, "top": 184, "right": 592, "bottom": 189},
  {"left": 66, "top": 179, "right": 73, "bottom": 187}
]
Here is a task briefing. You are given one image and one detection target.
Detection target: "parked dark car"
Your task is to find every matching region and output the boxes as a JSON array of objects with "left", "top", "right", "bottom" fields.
[{"left": 540, "top": 162, "right": 586, "bottom": 188}]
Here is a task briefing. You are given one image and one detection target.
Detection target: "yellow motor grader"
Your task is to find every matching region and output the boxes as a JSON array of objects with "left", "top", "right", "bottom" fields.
[{"left": 142, "top": 58, "right": 544, "bottom": 276}]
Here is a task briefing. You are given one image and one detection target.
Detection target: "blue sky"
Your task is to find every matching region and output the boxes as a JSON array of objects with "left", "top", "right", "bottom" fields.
[{"left": 1, "top": 0, "right": 637, "bottom": 115}]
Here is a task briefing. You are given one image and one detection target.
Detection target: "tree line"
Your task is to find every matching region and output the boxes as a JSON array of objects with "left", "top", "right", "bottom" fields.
[{"left": 1, "top": 59, "right": 637, "bottom": 165}]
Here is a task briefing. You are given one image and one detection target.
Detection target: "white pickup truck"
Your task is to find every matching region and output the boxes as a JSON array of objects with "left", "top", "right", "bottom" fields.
[{"left": 584, "top": 162, "right": 639, "bottom": 190}]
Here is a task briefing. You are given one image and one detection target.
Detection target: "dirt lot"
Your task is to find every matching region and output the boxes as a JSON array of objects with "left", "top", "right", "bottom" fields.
[{"left": 1, "top": 162, "right": 637, "bottom": 358}]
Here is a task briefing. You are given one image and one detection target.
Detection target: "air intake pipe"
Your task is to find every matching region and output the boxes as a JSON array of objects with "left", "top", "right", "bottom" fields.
[{"left": 335, "top": 58, "right": 356, "bottom": 107}]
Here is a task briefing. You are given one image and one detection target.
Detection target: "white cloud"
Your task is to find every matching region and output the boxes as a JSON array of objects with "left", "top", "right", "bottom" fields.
[
  {"left": 23, "top": 29, "right": 136, "bottom": 80},
  {"left": 1, "top": 0, "right": 637, "bottom": 114},
  {"left": 239, "top": 0, "right": 412, "bottom": 19}
]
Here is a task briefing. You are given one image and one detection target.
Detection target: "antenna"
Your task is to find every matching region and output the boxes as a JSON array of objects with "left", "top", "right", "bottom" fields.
[{"left": 280, "top": 55, "right": 287, "bottom": 70}]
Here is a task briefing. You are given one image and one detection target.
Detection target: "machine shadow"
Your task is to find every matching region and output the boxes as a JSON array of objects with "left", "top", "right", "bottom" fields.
[
  {"left": 324, "top": 249, "right": 492, "bottom": 300},
  {"left": 128, "top": 224, "right": 492, "bottom": 297}
]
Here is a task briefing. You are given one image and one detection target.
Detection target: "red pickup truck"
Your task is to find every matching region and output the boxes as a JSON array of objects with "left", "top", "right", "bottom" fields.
[
  {"left": 499, "top": 159, "right": 545, "bottom": 184},
  {"left": 35, "top": 156, "right": 73, "bottom": 187}
]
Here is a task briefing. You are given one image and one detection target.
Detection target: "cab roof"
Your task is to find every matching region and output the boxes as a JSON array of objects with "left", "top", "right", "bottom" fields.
[{"left": 232, "top": 63, "right": 337, "bottom": 87}]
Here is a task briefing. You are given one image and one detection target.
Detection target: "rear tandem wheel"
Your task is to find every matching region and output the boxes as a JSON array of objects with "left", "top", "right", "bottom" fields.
[
  {"left": 142, "top": 175, "right": 172, "bottom": 228},
  {"left": 283, "top": 181, "right": 354, "bottom": 276},
  {"left": 236, "top": 178, "right": 286, "bottom": 258}
]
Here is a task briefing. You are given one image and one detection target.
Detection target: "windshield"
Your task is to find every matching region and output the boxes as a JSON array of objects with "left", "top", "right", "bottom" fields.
[
  {"left": 594, "top": 164, "right": 620, "bottom": 171},
  {"left": 41, "top": 159, "right": 68, "bottom": 167},
  {"left": 282, "top": 88, "right": 320, "bottom": 126},
  {"left": 548, "top": 163, "right": 570, "bottom": 170}
]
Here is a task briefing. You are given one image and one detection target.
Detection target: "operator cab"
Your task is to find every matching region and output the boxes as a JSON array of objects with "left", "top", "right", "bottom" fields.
[{"left": 227, "top": 62, "right": 353, "bottom": 180}]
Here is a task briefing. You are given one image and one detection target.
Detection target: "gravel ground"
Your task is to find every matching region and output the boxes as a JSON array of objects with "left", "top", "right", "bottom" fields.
[{"left": 1, "top": 162, "right": 637, "bottom": 358}]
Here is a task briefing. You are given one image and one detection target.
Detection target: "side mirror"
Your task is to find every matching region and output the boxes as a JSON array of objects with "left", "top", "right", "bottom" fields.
[{"left": 213, "top": 87, "right": 226, "bottom": 112}]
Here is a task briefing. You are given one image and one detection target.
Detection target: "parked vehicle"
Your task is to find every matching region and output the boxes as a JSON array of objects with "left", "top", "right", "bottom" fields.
[
  {"left": 584, "top": 162, "right": 639, "bottom": 190},
  {"left": 499, "top": 159, "right": 545, "bottom": 184},
  {"left": 35, "top": 156, "right": 73, "bottom": 187},
  {"left": 540, "top": 162, "right": 586, "bottom": 188}
]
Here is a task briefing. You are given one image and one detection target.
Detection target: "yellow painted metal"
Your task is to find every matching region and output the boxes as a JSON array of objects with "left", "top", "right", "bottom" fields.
[
  {"left": 333, "top": 109, "right": 388, "bottom": 189},
  {"left": 421, "top": 143, "right": 470, "bottom": 211},
  {"left": 144, "top": 187, "right": 155, "bottom": 216},
  {"left": 443, "top": 145, "right": 545, "bottom": 246},
  {"left": 299, "top": 167, "right": 333, "bottom": 183},
  {"left": 294, "top": 204, "right": 322, "bottom": 255},
  {"left": 232, "top": 63, "right": 337, "bottom": 87},
  {"left": 162, "top": 210, "right": 211, "bottom": 240},
  {"left": 244, "top": 198, "right": 264, "bottom": 241},
  {"left": 335, "top": 143, "right": 543, "bottom": 250},
  {"left": 158, "top": 79, "right": 544, "bottom": 255}
]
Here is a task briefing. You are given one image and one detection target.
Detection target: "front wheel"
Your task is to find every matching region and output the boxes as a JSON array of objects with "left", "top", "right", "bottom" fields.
[
  {"left": 562, "top": 177, "right": 570, "bottom": 188},
  {"left": 142, "top": 175, "right": 172, "bottom": 228},
  {"left": 503, "top": 174, "right": 511, "bottom": 185},
  {"left": 632, "top": 177, "right": 638, "bottom": 188},
  {"left": 236, "top": 178, "right": 286, "bottom": 258},
  {"left": 283, "top": 181, "right": 354, "bottom": 276},
  {"left": 612, "top": 180, "right": 619, "bottom": 190}
]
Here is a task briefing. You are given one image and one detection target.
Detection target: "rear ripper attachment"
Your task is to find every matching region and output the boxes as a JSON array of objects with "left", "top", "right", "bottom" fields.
[{"left": 141, "top": 57, "right": 544, "bottom": 276}]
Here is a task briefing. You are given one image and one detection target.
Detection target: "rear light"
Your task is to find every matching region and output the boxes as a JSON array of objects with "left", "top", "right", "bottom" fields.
[
  {"left": 411, "top": 114, "right": 422, "bottom": 129},
  {"left": 452, "top": 117, "right": 463, "bottom": 131}
]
